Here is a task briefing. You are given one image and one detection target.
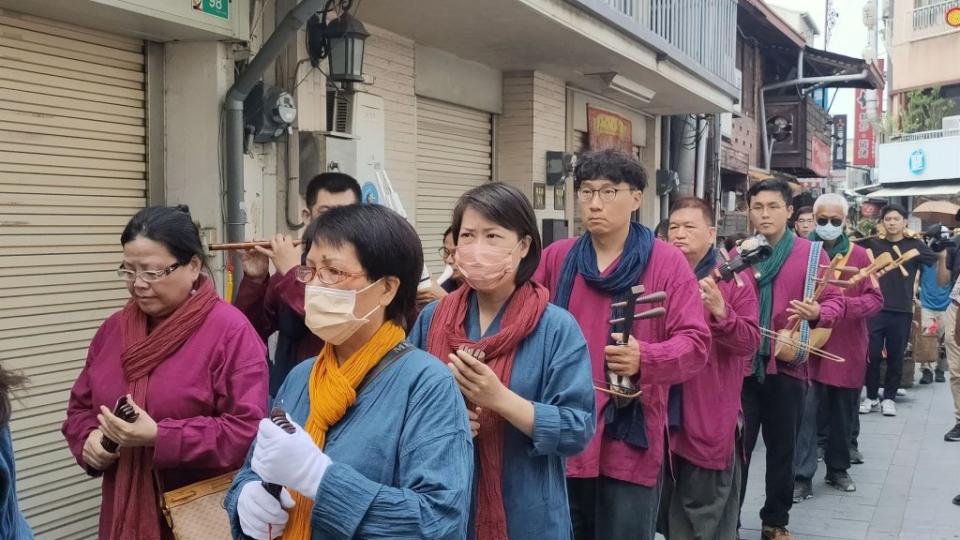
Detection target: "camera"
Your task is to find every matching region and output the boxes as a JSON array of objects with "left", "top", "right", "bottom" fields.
[{"left": 923, "top": 224, "right": 953, "bottom": 253}]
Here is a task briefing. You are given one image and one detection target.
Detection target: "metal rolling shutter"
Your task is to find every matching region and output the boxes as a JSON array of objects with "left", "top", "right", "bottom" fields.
[
  {"left": 0, "top": 10, "right": 146, "bottom": 539},
  {"left": 415, "top": 98, "right": 492, "bottom": 273}
]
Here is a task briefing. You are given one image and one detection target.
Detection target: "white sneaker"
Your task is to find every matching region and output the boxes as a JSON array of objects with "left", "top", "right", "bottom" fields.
[
  {"left": 859, "top": 398, "right": 880, "bottom": 414},
  {"left": 897, "top": 388, "right": 907, "bottom": 397},
  {"left": 881, "top": 399, "right": 897, "bottom": 416}
]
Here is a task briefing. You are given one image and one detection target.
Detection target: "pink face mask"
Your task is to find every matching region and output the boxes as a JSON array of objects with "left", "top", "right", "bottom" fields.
[{"left": 455, "top": 242, "right": 522, "bottom": 291}]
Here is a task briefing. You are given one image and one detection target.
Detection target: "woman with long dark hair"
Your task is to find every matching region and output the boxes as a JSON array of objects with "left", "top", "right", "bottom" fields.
[
  {"left": 1, "top": 366, "right": 32, "bottom": 538},
  {"left": 410, "top": 182, "right": 595, "bottom": 539},
  {"left": 61, "top": 205, "right": 268, "bottom": 539}
]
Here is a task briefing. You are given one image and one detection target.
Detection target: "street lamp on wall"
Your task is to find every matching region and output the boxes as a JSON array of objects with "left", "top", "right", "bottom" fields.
[{"left": 306, "top": 3, "right": 370, "bottom": 84}]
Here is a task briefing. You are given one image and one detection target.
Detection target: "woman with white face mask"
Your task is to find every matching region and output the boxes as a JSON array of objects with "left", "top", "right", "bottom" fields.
[
  {"left": 409, "top": 183, "right": 595, "bottom": 540},
  {"left": 226, "top": 204, "right": 473, "bottom": 540}
]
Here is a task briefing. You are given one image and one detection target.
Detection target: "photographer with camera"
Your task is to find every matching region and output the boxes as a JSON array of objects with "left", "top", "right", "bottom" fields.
[{"left": 918, "top": 224, "right": 956, "bottom": 384}]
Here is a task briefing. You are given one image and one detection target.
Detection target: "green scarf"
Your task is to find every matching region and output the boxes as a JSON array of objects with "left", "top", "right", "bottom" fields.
[
  {"left": 809, "top": 231, "right": 850, "bottom": 260},
  {"left": 751, "top": 230, "right": 796, "bottom": 381}
]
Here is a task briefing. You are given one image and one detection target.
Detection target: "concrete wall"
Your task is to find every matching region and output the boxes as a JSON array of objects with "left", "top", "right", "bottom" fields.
[
  {"left": 890, "top": 3, "right": 960, "bottom": 93},
  {"left": 497, "top": 71, "right": 567, "bottom": 223},
  {"left": 363, "top": 24, "right": 419, "bottom": 225}
]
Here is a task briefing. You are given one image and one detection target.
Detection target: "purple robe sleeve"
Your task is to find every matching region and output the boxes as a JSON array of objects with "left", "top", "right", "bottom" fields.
[
  {"left": 272, "top": 270, "right": 306, "bottom": 317},
  {"left": 234, "top": 275, "right": 274, "bottom": 342},
  {"left": 152, "top": 325, "right": 268, "bottom": 470},
  {"left": 637, "top": 276, "right": 711, "bottom": 385},
  {"left": 711, "top": 282, "right": 760, "bottom": 358},
  {"left": 844, "top": 276, "right": 884, "bottom": 320},
  {"left": 62, "top": 324, "right": 109, "bottom": 475}
]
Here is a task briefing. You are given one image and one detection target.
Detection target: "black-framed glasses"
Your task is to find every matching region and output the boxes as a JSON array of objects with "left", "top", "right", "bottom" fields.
[
  {"left": 576, "top": 187, "right": 635, "bottom": 202},
  {"left": 438, "top": 247, "right": 455, "bottom": 259},
  {"left": 816, "top": 217, "right": 843, "bottom": 227},
  {"left": 117, "top": 263, "right": 181, "bottom": 283},
  {"left": 294, "top": 265, "right": 366, "bottom": 285}
]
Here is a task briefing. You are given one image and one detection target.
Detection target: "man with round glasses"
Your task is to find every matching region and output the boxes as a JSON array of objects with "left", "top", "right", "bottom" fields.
[{"left": 234, "top": 172, "right": 361, "bottom": 398}]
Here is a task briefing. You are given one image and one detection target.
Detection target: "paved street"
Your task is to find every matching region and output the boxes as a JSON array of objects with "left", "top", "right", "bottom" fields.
[{"left": 738, "top": 374, "right": 960, "bottom": 540}]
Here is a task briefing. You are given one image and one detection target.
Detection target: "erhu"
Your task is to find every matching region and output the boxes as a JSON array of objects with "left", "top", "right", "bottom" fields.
[{"left": 600, "top": 285, "right": 667, "bottom": 407}]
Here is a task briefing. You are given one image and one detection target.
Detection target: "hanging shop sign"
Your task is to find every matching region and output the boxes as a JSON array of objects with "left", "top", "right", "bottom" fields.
[{"left": 587, "top": 105, "right": 633, "bottom": 153}]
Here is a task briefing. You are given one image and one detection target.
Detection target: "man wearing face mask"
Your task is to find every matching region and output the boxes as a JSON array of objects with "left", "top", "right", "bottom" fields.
[
  {"left": 234, "top": 173, "right": 361, "bottom": 398},
  {"left": 792, "top": 194, "right": 883, "bottom": 501}
]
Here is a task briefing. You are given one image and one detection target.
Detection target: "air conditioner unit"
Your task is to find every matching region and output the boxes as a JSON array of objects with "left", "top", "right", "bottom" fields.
[
  {"left": 319, "top": 91, "right": 385, "bottom": 187},
  {"left": 943, "top": 115, "right": 960, "bottom": 131}
]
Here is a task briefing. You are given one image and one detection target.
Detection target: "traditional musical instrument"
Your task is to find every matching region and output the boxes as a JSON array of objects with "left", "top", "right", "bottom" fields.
[
  {"left": 715, "top": 235, "right": 773, "bottom": 286},
  {"left": 262, "top": 405, "right": 296, "bottom": 501},
  {"left": 768, "top": 252, "right": 846, "bottom": 364},
  {"left": 101, "top": 396, "right": 138, "bottom": 453},
  {"left": 600, "top": 285, "right": 667, "bottom": 407},
  {"left": 876, "top": 247, "right": 919, "bottom": 278},
  {"left": 208, "top": 240, "right": 303, "bottom": 251},
  {"left": 852, "top": 228, "right": 920, "bottom": 243}
]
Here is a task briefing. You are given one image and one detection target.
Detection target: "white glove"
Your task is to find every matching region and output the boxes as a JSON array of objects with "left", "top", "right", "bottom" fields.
[
  {"left": 237, "top": 481, "right": 295, "bottom": 540},
  {"left": 251, "top": 416, "right": 331, "bottom": 500}
]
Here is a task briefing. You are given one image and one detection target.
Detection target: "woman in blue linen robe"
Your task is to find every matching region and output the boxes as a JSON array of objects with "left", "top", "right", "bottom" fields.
[{"left": 410, "top": 183, "right": 595, "bottom": 540}]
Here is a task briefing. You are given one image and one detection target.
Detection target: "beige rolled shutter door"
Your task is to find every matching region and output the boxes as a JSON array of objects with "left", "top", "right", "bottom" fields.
[
  {"left": 415, "top": 98, "right": 492, "bottom": 272},
  {"left": 0, "top": 10, "right": 146, "bottom": 539}
]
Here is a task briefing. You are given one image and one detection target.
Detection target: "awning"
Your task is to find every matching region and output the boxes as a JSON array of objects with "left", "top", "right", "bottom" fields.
[
  {"left": 857, "top": 183, "right": 960, "bottom": 197},
  {"left": 801, "top": 47, "right": 885, "bottom": 90}
]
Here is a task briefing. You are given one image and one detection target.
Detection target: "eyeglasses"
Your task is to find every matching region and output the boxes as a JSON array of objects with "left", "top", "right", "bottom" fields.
[
  {"left": 816, "top": 217, "right": 843, "bottom": 227},
  {"left": 294, "top": 265, "right": 366, "bottom": 285},
  {"left": 438, "top": 247, "right": 455, "bottom": 259},
  {"left": 117, "top": 263, "right": 181, "bottom": 283},
  {"left": 576, "top": 187, "right": 635, "bottom": 202}
]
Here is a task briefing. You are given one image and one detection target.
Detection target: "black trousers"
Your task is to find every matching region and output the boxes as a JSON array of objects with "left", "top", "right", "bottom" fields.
[
  {"left": 569, "top": 476, "right": 662, "bottom": 540},
  {"left": 866, "top": 311, "right": 912, "bottom": 401},
  {"left": 739, "top": 374, "right": 805, "bottom": 528},
  {"left": 796, "top": 383, "right": 859, "bottom": 479}
]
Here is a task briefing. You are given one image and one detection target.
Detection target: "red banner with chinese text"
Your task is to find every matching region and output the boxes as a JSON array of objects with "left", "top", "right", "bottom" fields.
[
  {"left": 587, "top": 105, "right": 633, "bottom": 153},
  {"left": 853, "top": 60, "right": 884, "bottom": 167}
]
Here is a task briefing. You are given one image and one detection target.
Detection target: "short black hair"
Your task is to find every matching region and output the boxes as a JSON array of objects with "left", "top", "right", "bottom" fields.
[
  {"left": 669, "top": 197, "right": 716, "bottom": 224},
  {"left": 443, "top": 226, "right": 454, "bottom": 241},
  {"left": 451, "top": 182, "right": 542, "bottom": 286},
  {"left": 574, "top": 149, "right": 648, "bottom": 192},
  {"left": 303, "top": 204, "right": 422, "bottom": 328},
  {"left": 305, "top": 172, "right": 361, "bottom": 208},
  {"left": 747, "top": 178, "right": 793, "bottom": 207},
  {"left": 654, "top": 218, "right": 670, "bottom": 240},
  {"left": 794, "top": 205, "right": 814, "bottom": 217},
  {"left": 121, "top": 205, "right": 210, "bottom": 274},
  {"left": 879, "top": 203, "right": 908, "bottom": 220}
]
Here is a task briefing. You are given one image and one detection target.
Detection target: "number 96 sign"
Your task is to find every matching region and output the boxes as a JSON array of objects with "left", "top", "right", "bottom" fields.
[{"left": 193, "top": 0, "right": 229, "bottom": 20}]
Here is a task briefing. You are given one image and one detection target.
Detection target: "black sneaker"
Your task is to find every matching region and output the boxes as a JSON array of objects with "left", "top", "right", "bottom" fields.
[
  {"left": 849, "top": 447, "right": 864, "bottom": 464},
  {"left": 920, "top": 368, "right": 934, "bottom": 384},
  {"left": 954, "top": 494, "right": 960, "bottom": 506},
  {"left": 935, "top": 369, "right": 946, "bottom": 383},
  {"left": 825, "top": 470, "right": 857, "bottom": 492},
  {"left": 793, "top": 478, "right": 813, "bottom": 502},
  {"left": 945, "top": 422, "right": 960, "bottom": 442}
]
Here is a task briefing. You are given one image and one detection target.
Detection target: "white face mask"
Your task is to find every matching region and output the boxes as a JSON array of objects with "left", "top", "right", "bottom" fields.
[
  {"left": 815, "top": 223, "right": 843, "bottom": 241},
  {"left": 304, "top": 279, "right": 382, "bottom": 345}
]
